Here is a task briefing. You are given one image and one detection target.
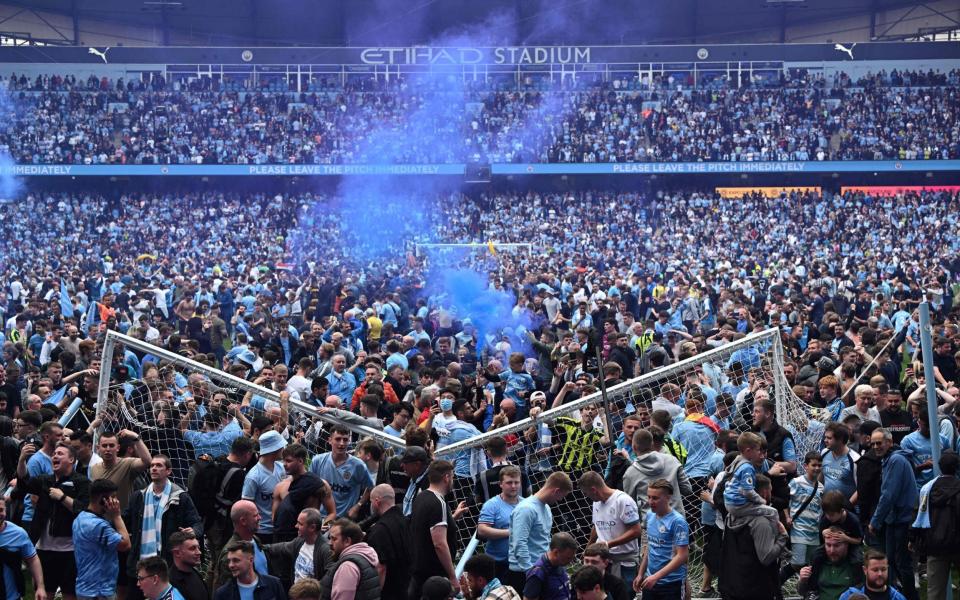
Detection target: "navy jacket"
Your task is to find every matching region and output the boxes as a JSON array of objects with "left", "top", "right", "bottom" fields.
[
  {"left": 871, "top": 448, "right": 919, "bottom": 528},
  {"left": 213, "top": 574, "right": 287, "bottom": 600}
]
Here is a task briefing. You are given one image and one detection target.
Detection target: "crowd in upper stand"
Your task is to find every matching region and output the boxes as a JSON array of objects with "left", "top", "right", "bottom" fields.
[{"left": 0, "top": 68, "right": 957, "bottom": 165}]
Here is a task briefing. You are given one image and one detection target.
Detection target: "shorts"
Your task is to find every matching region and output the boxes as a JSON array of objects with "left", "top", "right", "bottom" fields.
[
  {"left": 38, "top": 549, "right": 77, "bottom": 594},
  {"left": 702, "top": 524, "right": 723, "bottom": 572}
]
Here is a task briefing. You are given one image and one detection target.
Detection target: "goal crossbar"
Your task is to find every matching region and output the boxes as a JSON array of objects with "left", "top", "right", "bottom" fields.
[
  {"left": 99, "top": 330, "right": 405, "bottom": 448},
  {"left": 433, "top": 328, "right": 785, "bottom": 458},
  {"left": 414, "top": 242, "right": 533, "bottom": 256}
]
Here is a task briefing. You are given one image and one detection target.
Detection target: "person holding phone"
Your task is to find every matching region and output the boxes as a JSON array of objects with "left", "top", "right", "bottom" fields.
[{"left": 73, "top": 478, "right": 132, "bottom": 600}]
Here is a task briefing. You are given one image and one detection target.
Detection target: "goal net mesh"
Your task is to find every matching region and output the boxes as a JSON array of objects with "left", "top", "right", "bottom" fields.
[
  {"left": 97, "top": 328, "right": 817, "bottom": 592},
  {"left": 94, "top": 332, "right": 406, "bottom": 492},
  {"left": 434, "top": 327, "right": 818, "bottom": 592}
]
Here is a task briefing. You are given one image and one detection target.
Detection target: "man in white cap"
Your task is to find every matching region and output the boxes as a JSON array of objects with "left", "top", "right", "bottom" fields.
[{"left": 241, "top": 431, "right": 288, "bottom": 544}]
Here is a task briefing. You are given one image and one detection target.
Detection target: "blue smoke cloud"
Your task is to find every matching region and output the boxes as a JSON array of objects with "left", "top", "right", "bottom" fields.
[
  {"left": 289, "top": 12, "right": 580, "bottom": 349},
  {"left": 0, "top": 87, "right": 23, "bottom": 200},
  {"left": 428, "top": 268, "right": 535, "bottom": 360}
]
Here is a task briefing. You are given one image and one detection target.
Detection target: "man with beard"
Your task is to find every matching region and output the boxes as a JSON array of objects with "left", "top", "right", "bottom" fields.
[
  {"left": 320, "top": 519, "right": 380, "bottom": 600},
  {"left": 15, "top": 442, "right": 87, "bottom": 600},
  {"left": 838, "top": 550, "right": 907, "bottom": 600},
  {"left": 751, "top": 396, "right": 798, "bottom": 510}
]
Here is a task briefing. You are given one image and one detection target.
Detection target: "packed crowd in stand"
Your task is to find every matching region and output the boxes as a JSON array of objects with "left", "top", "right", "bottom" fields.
[
  {"left": 0, "top": 182, "right": 959, "bottom": 600},
  {"left": 0, "top": 68, "right": 958, "bottom": 164}
]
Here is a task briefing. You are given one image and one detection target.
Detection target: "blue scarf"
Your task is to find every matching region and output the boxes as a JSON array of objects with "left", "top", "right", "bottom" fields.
[{"left": 140, "top": 481, "right": 172, "bottom": 558}]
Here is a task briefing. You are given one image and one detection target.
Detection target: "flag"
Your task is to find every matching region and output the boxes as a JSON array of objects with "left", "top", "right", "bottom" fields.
[
  {"left": 44, "top": 385, "right": 66, "bottom": 406},
  {"left": 59, "top": 279, "right": 74, "bottom": 318},
  {"left": 487, "top": 241, "right": 497, "bottom": 256},
  {"left": 85, "top": 300, "right": 98, "bottom": 330}
]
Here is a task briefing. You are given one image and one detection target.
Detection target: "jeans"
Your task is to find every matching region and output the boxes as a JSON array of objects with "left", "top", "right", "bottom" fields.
[
  {"left": 610, "top": 557, "right": 638, "bottom": 589},
  {"left": 883, "top": 522, "right": 918, "bottom": 600},
  {"left": 641, "top": 580, "right": 683, "bottom": 600}
]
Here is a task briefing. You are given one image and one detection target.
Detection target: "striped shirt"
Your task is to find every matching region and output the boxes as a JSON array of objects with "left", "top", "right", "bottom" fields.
[{"left": 551, "top": 416, "right": 605, "bottom": 473}]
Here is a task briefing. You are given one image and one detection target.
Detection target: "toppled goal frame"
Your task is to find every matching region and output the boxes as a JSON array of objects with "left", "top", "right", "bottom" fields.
[{"left": 96, "top": 327, "right": 811, "bottom": 590}]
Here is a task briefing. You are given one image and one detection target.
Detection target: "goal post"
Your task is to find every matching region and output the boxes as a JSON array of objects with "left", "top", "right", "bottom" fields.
[
  {"left": 434, "top": 327, "right": 816, "bottom": 592},
  {"left": 434, "top": 328, "right": 804, "bottom": 458},
  {"left": 414, "top": 242, "right": 533, "bottom": 257},
  {"left": 95, "top": 330, "right": 405, "bottom": 490}
]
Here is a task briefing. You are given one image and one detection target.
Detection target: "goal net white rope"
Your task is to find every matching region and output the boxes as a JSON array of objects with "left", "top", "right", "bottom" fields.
[
  {"left": 433, "top": 327, "right": 818, "bottom": 591},
  {"left": 95, "top": 330, "right": 406, "bottom": 490},
  {"left": 96, "top": 328, "right": 817, "bottom": 592}
]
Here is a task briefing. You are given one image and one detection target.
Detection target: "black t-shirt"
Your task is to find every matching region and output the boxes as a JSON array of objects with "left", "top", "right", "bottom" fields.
[
  {"left": 410, "top": 489, "right": 458, "bottom": 578},
  {"left": 934, "top": 352, "right": 958, "bottom": 384},
  {"left": 880, "top": 408, "right": 914, "bottom": 445},
  {"left": 854, "top": 299, "right": 872, "bottom": 320},
  {"left": 604, "top": 573, "right": 630, "bottom": 600}
]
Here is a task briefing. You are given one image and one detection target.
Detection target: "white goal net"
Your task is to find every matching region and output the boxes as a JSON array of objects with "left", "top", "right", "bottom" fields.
[
  {"left": 433, "top": 327, "right": 817, "bottom": 590},
  {"left": 95, "top": 328, "right": 816, "bottom": 592},
  {"left": 94, "top": 330, "right": 406, "bottom": 491}
]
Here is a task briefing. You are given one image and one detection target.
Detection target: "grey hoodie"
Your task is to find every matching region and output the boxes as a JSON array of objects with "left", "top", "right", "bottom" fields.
[{"left": 621, "top": 450, "right": 692, "bottom": 519}]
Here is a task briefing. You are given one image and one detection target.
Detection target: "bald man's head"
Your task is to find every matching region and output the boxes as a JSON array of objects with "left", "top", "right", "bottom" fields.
[
  {"left": 325, "top": 395, "right": 343, "bottom": 408},
  {"left": 370, "top": 483, "right": 396, "bottom": 516},
  {"left": 230, "top": 499, "right": 261, "bottom": 538}
]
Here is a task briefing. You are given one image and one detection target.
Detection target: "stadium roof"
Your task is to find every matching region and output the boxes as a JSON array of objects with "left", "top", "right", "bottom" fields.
[{"left": 2, "top": 0, "right": 956, "bottom": 47}]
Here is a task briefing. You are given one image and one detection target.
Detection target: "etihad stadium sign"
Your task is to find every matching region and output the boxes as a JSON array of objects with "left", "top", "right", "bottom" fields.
[{"left": 359, "top": 46, "right": 592, "bottom": 65}]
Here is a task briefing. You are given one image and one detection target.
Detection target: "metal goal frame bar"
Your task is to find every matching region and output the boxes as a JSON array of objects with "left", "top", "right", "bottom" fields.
[
  {"left": 98, "top": 330, "right": 405, "bottom": 448},
  {"left": 433, "top": 328, "right": 787, "bottom": 458}
]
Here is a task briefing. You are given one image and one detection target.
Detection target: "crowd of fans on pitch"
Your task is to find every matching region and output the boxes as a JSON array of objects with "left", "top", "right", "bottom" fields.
[
  {"left": 0, "top": 68, "right": 958, "bottom": 165},
  {"left": 1, "top": 185, "right": 960, "bottom": 600}
]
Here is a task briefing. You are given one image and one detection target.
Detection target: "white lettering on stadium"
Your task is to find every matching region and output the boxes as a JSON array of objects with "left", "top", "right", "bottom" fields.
[
  {"left": 361, "top": 46, "right": 591, "bottom": 65},
  {"left": 13, "top": 165, "right": 73, "bottom": 175},
  {"left": 247, "top": 165, "right": 444, "bottom": 175},
  {"left": 610, "top": 162, "right": 806, "bottom": 174}
]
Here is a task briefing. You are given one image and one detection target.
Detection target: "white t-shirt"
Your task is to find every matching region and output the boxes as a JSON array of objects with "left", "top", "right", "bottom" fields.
[
  {"left": 838, "top": 405, "right": 881, "bottom": 425},
  {"left": 593, "top": 489, "right": 641, "bottom": 559},
  {"left": 294, "top": 542, "right": 314, "bottom": 581},
  {"left": 286, "top": 376, "right": 311, "bottom": 402}
]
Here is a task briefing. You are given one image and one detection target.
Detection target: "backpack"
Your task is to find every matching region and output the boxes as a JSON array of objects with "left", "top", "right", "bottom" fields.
[
  {"left": 712, "top": 471, "right": 730, "bottom": 521},
  {"left": 605, "top": 452, "right": 631, "bottom": 491},
  {"left": 188, "top": 455, "right": 244, "bottom": 526},
  {"left": 820, "top": 447, "right": 858, "bottom": 489},
  {"left": 919, "top": 476, "right": 960, "bottom": 556}
]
